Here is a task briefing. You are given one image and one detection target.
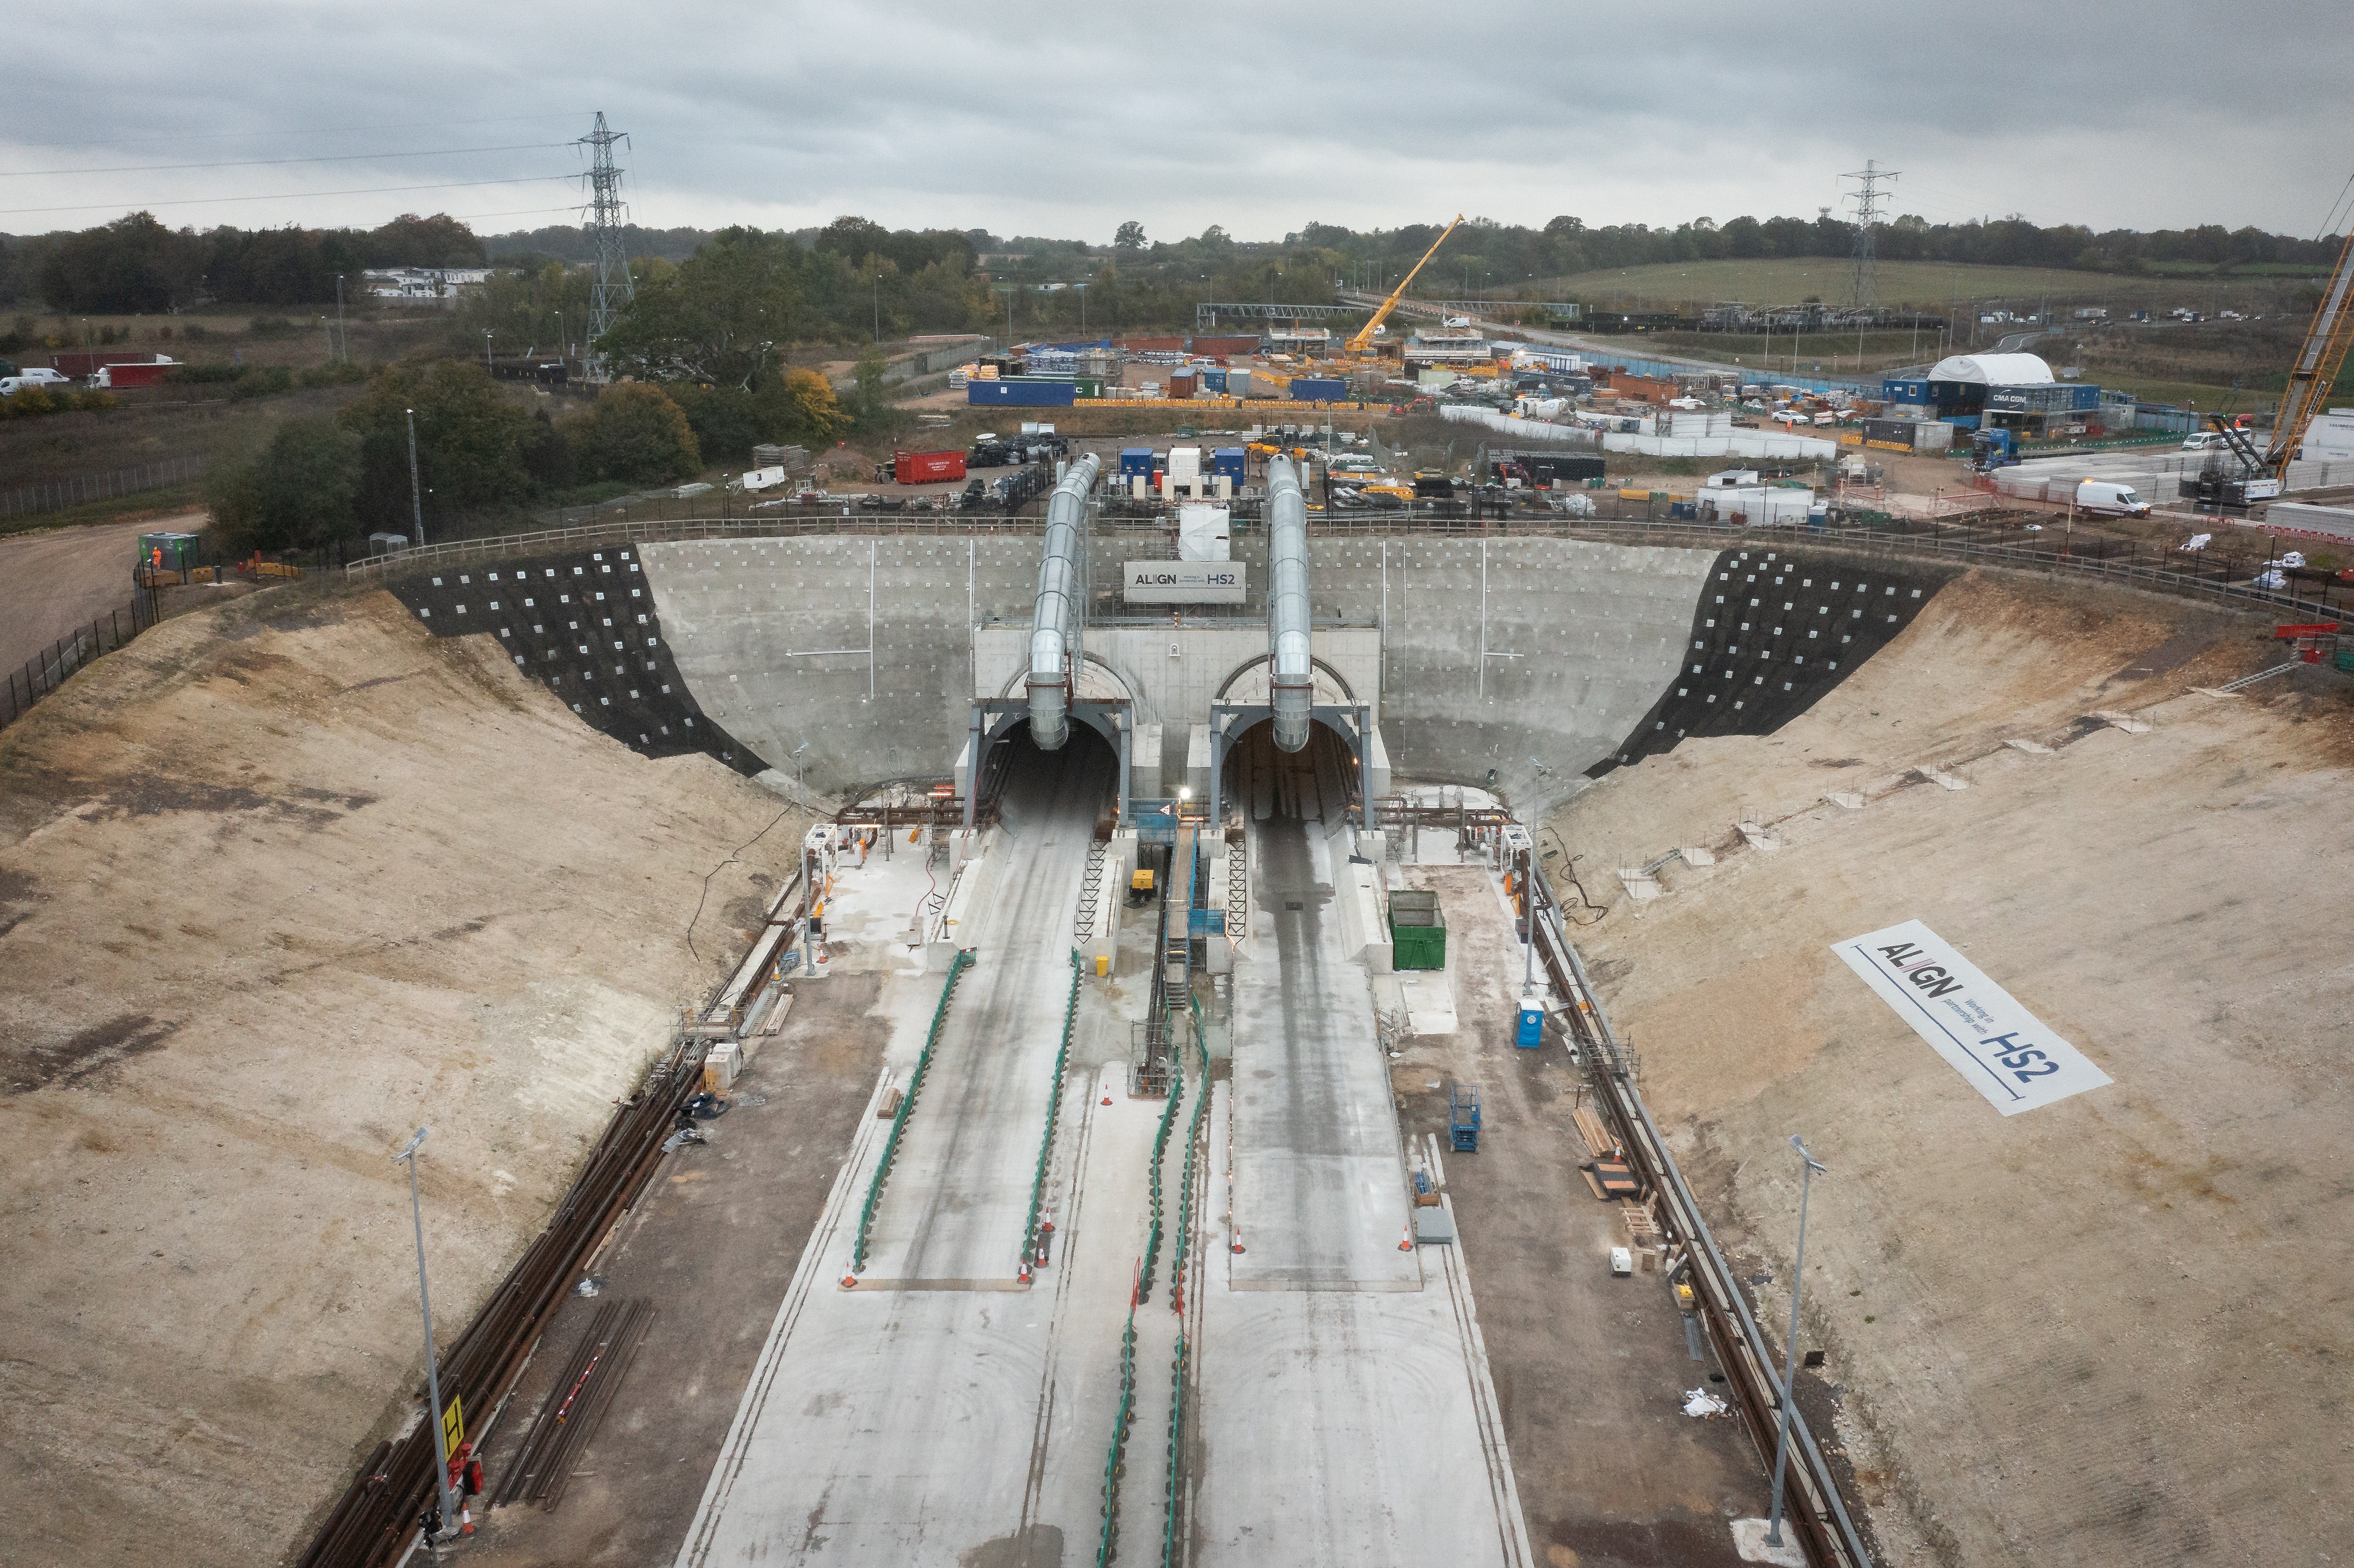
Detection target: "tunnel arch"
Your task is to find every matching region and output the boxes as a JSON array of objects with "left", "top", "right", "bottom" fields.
[{"left": 1213, "top": 653, "right": 1359, "bottom": 711}]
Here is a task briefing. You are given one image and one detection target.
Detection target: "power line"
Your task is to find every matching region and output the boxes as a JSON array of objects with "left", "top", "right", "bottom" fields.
[
  {"left": 0, "top": 174, "right": 577, "bottom": 218},
  {"left": 13, "top": 112, "right": 584, "bottom": 152},
  {"left": 0, "top": 142, "right": 577, "bottom": 178}
]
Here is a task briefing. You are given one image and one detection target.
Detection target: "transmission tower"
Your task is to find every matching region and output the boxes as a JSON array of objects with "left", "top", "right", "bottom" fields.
[
  {"left": 580, "top": 112, "right": 634, "bottom": 374},
  {"left": 1841, "top": 159, "right": 1898, "bottom": 314}
]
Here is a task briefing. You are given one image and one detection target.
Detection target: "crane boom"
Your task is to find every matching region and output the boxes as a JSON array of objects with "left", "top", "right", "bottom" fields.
[
  {"left": 1346, "top": 213, "right": 1464, "bottom": 355},
  {"left": 2267, "top": 228, "right": 2354, "bottom": 477}
]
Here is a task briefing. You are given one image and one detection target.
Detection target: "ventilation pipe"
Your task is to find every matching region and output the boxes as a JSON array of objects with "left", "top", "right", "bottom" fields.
[
  {"left": 1266, "top": 455, "right": 1313, "bottom": 753},
  {"left": 1026, "top": 451, "right": 1101, "bottom": 751}
]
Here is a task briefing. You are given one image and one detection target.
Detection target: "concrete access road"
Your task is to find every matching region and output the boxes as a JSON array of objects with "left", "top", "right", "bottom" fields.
[
  {"left": 674, "top": 737, "right": 1119, "bottom": 1565},
  {"left": 1195, "top": 809, "right": 1533, "bottom": 1568}
]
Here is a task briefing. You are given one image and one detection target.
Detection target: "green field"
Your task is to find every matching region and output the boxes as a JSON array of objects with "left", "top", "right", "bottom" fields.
[{"left": 1533, "top": 258, "right": 2301, "bottom": 316}]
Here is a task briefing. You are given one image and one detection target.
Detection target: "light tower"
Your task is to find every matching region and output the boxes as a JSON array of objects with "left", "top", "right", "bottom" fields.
[
  {"left": 580, "top": 112, "right": 634, "bottom": 377},
  {"left": 1841, "top": 159, "right": 1898, "bottom": 314}
]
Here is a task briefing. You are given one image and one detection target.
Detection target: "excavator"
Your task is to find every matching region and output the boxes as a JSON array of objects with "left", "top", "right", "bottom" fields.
[
  {"left": 1343, "top": 213, "right": 1464, "bottom": 363},
  {"left": 2182, "top": 226, "right": 2354, "bottom": 508}
]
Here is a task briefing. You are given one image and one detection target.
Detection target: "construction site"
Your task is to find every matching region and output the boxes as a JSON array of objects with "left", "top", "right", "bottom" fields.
[{"left": 10, "top": 69, "right": 2354, "bottom": 1568}]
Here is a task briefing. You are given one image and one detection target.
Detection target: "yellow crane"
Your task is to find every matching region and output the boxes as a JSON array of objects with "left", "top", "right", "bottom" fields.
[
  {"left": 2265, "top": 227, "right": 2354, "bottom": 478},
  {"left": 1345, "top": 213, "right": 1464, "bottom": 358}
]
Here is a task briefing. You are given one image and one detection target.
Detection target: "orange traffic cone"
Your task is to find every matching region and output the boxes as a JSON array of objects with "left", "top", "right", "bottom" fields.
[
  {"left": 1230, "top": 1229, "right": 1245, "bottom": 1254},
  {"left": 841, "top": 1271, "right": 858, "bottom": 1289},
  {"left": 1398, "top": 1221, "right": 1414, "bottom": 1252},
  {"left": 1102, "top": 1092, "right": 1114, "bottom": 1105}
]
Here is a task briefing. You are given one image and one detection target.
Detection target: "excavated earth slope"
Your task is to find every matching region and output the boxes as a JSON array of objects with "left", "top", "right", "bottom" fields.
[
  {"left": 1550, "top": 571, "right": 2354, "bottom": 1568},
  {"left": 0, "top": 587, "right": 805, "bottom": 1568}
]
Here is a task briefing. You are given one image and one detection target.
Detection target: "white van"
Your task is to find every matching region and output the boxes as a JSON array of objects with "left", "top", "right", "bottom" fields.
[
  {"left": 2074, "top": 480, "right": 2151, "bottom": 517},
  {"left": 2181, "top": 432, "right": 2227, "bottom": 451}
]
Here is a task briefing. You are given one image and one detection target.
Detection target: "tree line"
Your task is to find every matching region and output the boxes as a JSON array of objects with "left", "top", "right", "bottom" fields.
[{"left": 0, "top": 211, "right": 486, "bottom": 313}]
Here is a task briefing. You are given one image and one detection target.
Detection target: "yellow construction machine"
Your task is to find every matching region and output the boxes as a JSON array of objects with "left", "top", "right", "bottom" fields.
[{"left": 1345, "top": 214, "right": 1464, "bottom": 362}]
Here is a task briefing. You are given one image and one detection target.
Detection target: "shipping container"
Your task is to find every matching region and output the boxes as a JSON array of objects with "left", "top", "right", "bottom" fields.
[
  {"left": 1290, "top": 377, "right": 1347, "bottom": 402},
  {"left": 52, "top": 349, "right": 162, "bottom": 378},
  {"left": 1168, "top": 371, "right": 1196, "bottom": 400},
  {"left": 967, "top": 379, "right": 1076, "bottom": 407},
  {"left": 1227, "top": 369, "right": 1255, "bottom": 397},
  {"left": 1199, "top": 368, "right": 1227, "bottom": 393},
  {"left": 1211, "top": 447, "right": 1247, "bottom": 482},
  {"left": 1119, "top": 447, "right": 1155, "bottom": 478},
  {"left": 893, "top": 449, "right": 967, "bottom": 484},
  {"left": 1191, "top": 334, "right": 1262, "bottom": 357}
]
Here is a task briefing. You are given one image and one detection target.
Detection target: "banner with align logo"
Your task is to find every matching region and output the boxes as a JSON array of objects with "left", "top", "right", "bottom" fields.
[{"left": 1834, "top": 919, "right": 2111, "bottom": 1115}]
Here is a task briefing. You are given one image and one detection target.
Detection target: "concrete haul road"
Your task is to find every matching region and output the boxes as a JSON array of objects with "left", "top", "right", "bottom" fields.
[
  {"left": 674, "top": 732, "right": 1115, "bottom": 1566},
  {"left": 1199, "top": 784, "right": 1533, "bottom": 1568}
]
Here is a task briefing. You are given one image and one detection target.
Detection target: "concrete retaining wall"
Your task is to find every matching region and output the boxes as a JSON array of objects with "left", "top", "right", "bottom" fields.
[{"left": 634, "top": 532, "right": 1831, "bottom": 814}]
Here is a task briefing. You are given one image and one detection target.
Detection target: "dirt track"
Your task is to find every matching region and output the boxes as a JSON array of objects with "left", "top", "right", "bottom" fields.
[
  {"left": 0, "top": 514, "right": 184, "bottom": 679},
  {"left": 1549, "top": 572, "right": 2354, "bottom": 1565},
  {"left": 0, "top": 585, "right": 807, "bottom": 1568}
]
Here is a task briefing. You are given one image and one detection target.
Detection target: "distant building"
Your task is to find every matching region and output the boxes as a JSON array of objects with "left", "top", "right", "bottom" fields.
[{"left": 363, "top": 267, "right": 494, "bottom": 301}]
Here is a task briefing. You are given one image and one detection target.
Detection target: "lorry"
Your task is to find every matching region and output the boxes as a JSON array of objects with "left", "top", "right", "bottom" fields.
[{"left": 1971, "top": 428, "right": 2018, "bottom": 470}]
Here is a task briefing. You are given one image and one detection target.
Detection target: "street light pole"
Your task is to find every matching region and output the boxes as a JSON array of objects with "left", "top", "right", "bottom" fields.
[
  {"left": 406, "top": 408, "right": 427, "bottom": 550},
  {"left": 393, "top": 1129, "right": 460, "bottom": 1543},
  {"left": 1765, "top": 1134, "right": 1828, "bottom": 1550},
  {"left": 873, "top": 272, "right": 881, "bottom": 345}
]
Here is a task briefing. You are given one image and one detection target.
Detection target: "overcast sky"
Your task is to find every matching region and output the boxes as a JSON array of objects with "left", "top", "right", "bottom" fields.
[{"left": 9, "top": 1, "right": 2351, "bottom": 244}]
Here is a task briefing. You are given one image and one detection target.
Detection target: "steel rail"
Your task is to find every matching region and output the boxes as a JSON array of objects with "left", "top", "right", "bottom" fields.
[{"left": 1527, "top": 875, "right": 1872, "bottom": 1568}]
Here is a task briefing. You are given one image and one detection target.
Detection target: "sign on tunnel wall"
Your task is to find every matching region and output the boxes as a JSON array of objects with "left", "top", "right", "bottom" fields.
[
  {"left": 1123, "top": 561, "right": 1245, "bottom": 605},
  {"left": 1834, "top": 920, "right": 2111, "bottom": 1115}
]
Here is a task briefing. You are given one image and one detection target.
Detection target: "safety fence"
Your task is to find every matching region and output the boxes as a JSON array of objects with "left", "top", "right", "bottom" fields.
[
  {"left": 1161, "top": 992, "right": 1213, "bottom": 1567},
  {"left": 850, "top": 949, "right": 973, "bottom": 1276},
  {"left": 0, "top": 454, "right": 204, "bottom": 519},
  {"left": 1022, "top": 953, "right": 1085, "bottom": 1277},
  {"left": 1, "top": 590, "right": 155, "bottom": 734},
  {"left": 1135, "top": 1036, "right": 1186, "bottom": 1305},
  {"left": 1097, "top": 1305, "right": 1139, "bottom": 1566}
]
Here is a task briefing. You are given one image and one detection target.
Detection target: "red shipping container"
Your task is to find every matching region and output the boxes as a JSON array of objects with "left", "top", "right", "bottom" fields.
[
  {"left": 893, "top": 449, "right": 967, "bottom": 484},
  {"left": 1117, "top": 336, "right": 1185, "bottom": 353},
  {"left": 51, "top": 349, "right": 159, "bottom": 378},
  {"left": 1168, "top": 371, "right": 1195, "bottom": 401},
  {"left": 1190, "top": 335, "right": 1261, "bottom": 357}
]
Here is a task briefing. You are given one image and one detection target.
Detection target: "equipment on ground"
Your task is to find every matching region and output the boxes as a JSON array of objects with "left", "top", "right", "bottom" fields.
[
  {"left": 1449, "top": 1083, "right": 1482, "bottom": 1153},
  {"left": 1344, "top": 214, "right": 1465, "bottom": 360},
  {"left": 1127, "top": 867, "right": 1155, "bottom": 906},
  {"left": 1388, "top": 890, "right": 1447, "bottom": 970},
  {"left": 1515, "top": 999, "right": 1544, "bottom": 1049}
]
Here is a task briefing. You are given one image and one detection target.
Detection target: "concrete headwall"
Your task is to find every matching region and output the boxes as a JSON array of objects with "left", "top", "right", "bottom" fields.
[{"left": 632, "top": 531, "right": 1906, "bottom": 815}]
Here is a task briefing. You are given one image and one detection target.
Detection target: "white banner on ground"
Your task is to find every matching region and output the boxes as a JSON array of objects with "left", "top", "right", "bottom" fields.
[{"left": 1833, "top": 919, "right": 2111, "bottom": 1115}]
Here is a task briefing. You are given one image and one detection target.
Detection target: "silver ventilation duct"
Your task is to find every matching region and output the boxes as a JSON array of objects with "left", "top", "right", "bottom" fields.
[
  {"left": 1025, "top": 452, "right": 1101, "bottom": 750},
  {"left": 1266, "top": 455, "right": 1312, "bottom": 753}
]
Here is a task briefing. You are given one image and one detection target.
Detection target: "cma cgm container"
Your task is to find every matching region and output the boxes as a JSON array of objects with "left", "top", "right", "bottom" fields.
[
  {"left": 968, "top": 379, "right": 1077, "bottom": 407},
  {"left": 893, "top": 449, "right": 967, "bottom": 484},
  {"left": 1290, "top": 376, "right": 1347, "bottom": 402}
]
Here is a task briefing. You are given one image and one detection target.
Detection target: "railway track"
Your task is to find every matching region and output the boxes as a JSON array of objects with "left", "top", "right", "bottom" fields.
[
  {"left": 293, "top": 1037, "right": 708, "bottom": 1568},
  {"left": 1527, "top": 874, "right": 1874, "bottom": 1568}
]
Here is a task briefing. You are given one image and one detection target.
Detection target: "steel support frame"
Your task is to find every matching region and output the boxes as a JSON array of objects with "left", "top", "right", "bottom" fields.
[
  {"left": 1204, "top": 701, "right": 1372, "bottom": 834},
  {"left": 963, "top": 696, "right": 1131, "bottom": 830}
]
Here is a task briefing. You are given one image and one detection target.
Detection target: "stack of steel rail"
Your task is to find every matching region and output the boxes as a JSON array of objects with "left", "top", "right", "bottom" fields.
[
  {"left": 1527, "top": 872, "right": 1874, "bottom": 1568},
  {"left": 293, "top": 1038, "right": 707, "bottom": 1568}
]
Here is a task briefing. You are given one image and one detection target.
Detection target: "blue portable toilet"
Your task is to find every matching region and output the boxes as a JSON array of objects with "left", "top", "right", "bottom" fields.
[{"left": 1515, "top": 999, "right": 1544, "bottom": 1049}]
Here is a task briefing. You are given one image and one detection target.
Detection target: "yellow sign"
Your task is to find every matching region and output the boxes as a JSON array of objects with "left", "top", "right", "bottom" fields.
[{"left": 441, "top": 1395, "right": 464, "bottom": 1455}]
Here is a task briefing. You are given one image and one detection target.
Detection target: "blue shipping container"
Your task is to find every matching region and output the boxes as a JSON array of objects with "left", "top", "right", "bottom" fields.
[
  {"left": 1211, "top": 447, "right": 1246, "bottom": 480},
  {"left": 1883, "top": 377, "right": 1929, "bottom": 403},
  {"left": 1199, "top": 368, "right": 1227, "bottom": 393},
  {"left": 968, "top": 380, "right": 1076, "bottom": 407},
  {"left": 1290, "top": 377, "right": 1347, "bottom": 401},
  {"left": 1119, "top": 447, "right": 1155, "bottom": 477}
]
